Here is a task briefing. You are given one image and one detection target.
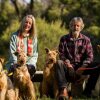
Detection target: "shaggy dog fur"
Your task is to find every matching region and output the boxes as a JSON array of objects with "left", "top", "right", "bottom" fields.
[
  {"left": 40, "top": 48, "right": 59, "bottom": 98},
  {"left": 6, "top": 88, "right": 16, "bottom": 100},
  {"left": 5, "top": 77, "right": 16, "bottom": 100},
  {"left": 0, "top": 65, "right": 7, "bottom": 100},
  {"left": 0, "top": 58, "right": 15, "bottom": 100},
  {"left": 13, "top": 51, "right": 36, "bottom": 100}
]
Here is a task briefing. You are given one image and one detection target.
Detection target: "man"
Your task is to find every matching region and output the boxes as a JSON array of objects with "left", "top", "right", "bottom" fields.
[{"left": 56, "top": 17, "right": 100, "bottom": 100}]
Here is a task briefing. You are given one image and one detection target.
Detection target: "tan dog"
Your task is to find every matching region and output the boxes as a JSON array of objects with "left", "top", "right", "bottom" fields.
[
  {"left": 40, "top": 48, "right": 58, "bottom": 98},
  {"left": 6, "top": 89, "right": 16, "bottom": 100},
  {"left": 0, "top": 57, "right": 8, "bottom": 100},
  {"left": 5, "top": 77, "right": 16, "bottom": 100},
  {"left": 0, "top": 69, "right": 7, "bottom": 100},
  {"left": 13, "top": 51, "right": 36, "bottom": 100},
  {"left": 0, "top": 57, "right": 16, "bottom": 100}
]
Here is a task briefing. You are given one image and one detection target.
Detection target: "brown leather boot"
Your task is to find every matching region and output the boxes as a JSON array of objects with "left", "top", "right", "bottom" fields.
[{"left": 58, "top": 87, "right": 69, "bottom": 100}]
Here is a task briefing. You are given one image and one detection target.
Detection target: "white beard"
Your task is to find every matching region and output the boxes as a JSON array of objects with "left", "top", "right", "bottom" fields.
[
  {"left": 72, "top": 30, "right": 80, "bottom": 34},
  {"left": 71, "top": 30, "right": 80, "bottom": 38}
]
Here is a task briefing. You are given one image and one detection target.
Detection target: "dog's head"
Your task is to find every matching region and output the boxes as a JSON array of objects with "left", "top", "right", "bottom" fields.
[
  {"left": 45, "top": 48, "right": 58, "bottom": 63},
  {"left": 14, "top": 51, "right": 27, "bottom": 65}
]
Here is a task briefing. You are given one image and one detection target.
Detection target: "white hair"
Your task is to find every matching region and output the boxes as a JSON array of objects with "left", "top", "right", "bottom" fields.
[{"left": 69, "top": 17, "right": 84, "bottom": 30}]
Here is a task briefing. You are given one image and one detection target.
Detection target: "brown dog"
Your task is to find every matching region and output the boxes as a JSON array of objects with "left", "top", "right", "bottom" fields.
[
  {"left": 5, "top": 77, "right": 16, "bottom": 100},
  {"left": 0, "top": 58, "right": 16, "bottom": 100},
  {"left": 40, "top": 48, "right": 58, "bottom": 98},
  {"left": 0, "top": 68, "right": 7, "bottom": 100},
  {"left": 13, "top": 51, "right": 36, "bottom": 100},
  {"left": 0, "top": 57, "right": 8, "bottom": 100}
]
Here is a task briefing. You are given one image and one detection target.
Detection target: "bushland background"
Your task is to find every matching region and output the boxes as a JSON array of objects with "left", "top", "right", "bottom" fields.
[{"left": 0, "top": 0, "right": 100, "bottom": 99}]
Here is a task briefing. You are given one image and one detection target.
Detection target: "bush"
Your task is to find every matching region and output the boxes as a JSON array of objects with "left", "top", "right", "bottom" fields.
[
  {"left": 0, "top": 19, "right": 19, "bottom": 59},
  {"left": 36, "top": 18, "right": 67, "bottom": 70}
]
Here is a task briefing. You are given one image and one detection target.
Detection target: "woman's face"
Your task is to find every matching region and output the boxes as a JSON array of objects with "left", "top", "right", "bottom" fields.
[{"left": 24, "top": 17, "right": 33, "bottom": 33}]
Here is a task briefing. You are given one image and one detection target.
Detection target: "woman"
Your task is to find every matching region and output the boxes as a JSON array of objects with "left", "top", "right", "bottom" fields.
[{"left": 6, "top": 15, "right": 38, "bottom": 77}]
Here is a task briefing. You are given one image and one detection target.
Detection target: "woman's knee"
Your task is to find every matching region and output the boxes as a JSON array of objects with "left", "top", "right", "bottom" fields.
[{"left": 27, "top": 64, "right": 36, "bottom": 76}]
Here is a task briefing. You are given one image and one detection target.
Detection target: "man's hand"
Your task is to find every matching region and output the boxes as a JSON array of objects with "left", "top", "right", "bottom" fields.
[
  {"left": 64, "top": 60, "right": 73, "bottom": 68},
  {"left": 75, "top": 66, "right": 86, "bottom": 80},
  {"left": 64, "top": 60, "right": 76, "bottom": 82},
  {"left": 75, "top": 70, "right": 83, "bottom": 81},
  {"left": 76, "top": 68, "right": 84, "bottom": 76}
]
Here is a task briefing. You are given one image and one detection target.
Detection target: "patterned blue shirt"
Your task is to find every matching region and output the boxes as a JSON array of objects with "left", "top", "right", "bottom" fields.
[{"left": 5, "top": 31, "right": 38, "bottom": 70}]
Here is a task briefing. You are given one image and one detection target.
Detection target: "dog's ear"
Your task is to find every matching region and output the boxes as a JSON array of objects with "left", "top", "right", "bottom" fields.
[
  {"left": 14, "top": 51, "right": 19, "bottom": 56},
  {"left": 0, "top": 57, "right": 5, "bottom": 64},
  {"left": 55, "top": 50, "right": 59, "bottom": 54},
  {"left": 45, "top": 47, "right": 50, "bottom": 53}
]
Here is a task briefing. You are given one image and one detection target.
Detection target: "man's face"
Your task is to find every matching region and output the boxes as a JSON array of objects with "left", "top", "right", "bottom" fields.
[{"left": 71, "top": 21, "right": 82, "bottom": 34}]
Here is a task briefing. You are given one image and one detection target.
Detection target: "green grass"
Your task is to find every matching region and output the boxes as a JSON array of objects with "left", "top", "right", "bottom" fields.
[{"left": 34, "top": 83, "right": 99, "bottom": 100}]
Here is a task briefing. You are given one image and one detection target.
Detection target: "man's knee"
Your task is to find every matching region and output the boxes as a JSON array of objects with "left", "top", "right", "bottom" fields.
[{"left": 56, "top": 60, "right": 64, "bottom": 67}]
